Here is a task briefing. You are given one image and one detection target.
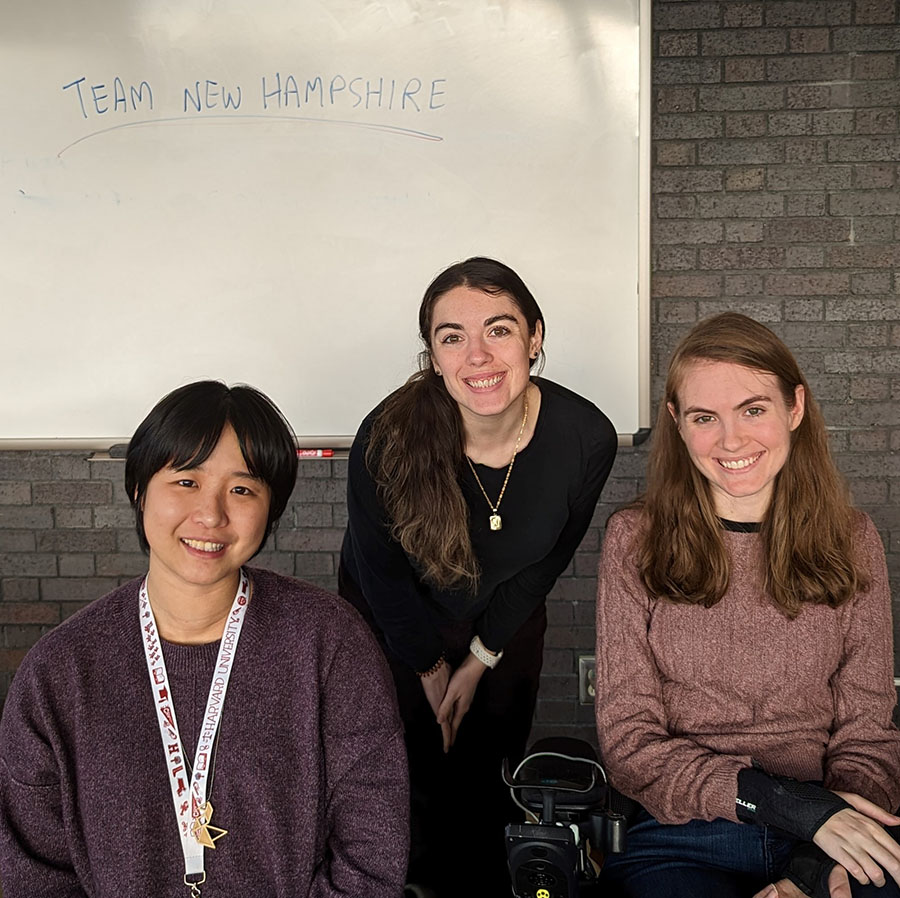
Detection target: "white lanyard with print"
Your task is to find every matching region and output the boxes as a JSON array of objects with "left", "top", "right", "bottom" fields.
[{"left": 139, "top": 569, "right": 250, "bottom": 895}]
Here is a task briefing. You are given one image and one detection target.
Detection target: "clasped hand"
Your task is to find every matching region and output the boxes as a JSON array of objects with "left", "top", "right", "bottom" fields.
[
  {"left": 419, "top": 654, "right": 488, "bottom": 752},
  {"left": 753, "top": 792, "right": 900, "bottom": 898}
]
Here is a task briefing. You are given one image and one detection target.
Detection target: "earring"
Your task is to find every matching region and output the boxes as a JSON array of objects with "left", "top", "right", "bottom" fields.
[{"left": 434, "top": 369, "right": 442, "bottom": 376}]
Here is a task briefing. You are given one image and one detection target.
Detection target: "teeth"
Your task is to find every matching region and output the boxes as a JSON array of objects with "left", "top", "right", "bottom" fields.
[
  {"left": 182, "top": 538, "right": 225, "bottom": 552},
  {"left": 719, "top": 454, "right": 760, "bottom": 470},
  {"left": 466, "top": 374, "right": 503, "bottom": 389}
]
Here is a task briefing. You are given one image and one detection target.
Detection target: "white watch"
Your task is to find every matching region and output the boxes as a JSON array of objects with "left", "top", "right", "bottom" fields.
[{"left": 470, "top": 635, "right": 502, "bottom": 668}]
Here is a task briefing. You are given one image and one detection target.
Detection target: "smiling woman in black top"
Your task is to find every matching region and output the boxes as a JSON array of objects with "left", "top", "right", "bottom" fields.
[{"left": 339, "top": 256, "right": 617, "bottom": 897}]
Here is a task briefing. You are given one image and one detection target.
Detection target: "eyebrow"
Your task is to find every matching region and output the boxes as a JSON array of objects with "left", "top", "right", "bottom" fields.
[
  {"left": 682, "top": 394, "right": 773, "bottom": 416},
  {"left": 432, "top": 313, "right": 520, "bottom": 336},
  {"left": 173, "top": 461, "right": 263, "bottom": 481}
]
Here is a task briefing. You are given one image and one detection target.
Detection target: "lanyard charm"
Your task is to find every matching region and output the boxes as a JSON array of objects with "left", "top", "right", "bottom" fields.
[
  {"left": 191, "top": 800, "right": 228, "bottom": 849},
  {"left": 185, "top": 871, "right": 206, "bottom": 897}
]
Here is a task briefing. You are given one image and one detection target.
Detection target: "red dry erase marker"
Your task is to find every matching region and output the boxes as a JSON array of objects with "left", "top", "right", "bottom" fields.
[{"left": 296, "top": 448, "right": 334, "bottom": 458}]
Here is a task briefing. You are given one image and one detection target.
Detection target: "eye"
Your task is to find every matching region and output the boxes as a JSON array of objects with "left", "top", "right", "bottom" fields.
[
  {"left": 745, "top": 406, "right": 765, "bottom": 418},
  {"left": 231, "top": 485, "right": 255, "bottom": 496},
  {"left": 439, "top": 332, "right": 463, "bottom": 345},
  {"left": 691, "top": 414, "right": 715, "bottom": 425},
  {"left": 488, "top": 324, "right": 511, "bottom": 337},
  {"left": 175, "top": 478, "right": 196, "bottom": 488}
]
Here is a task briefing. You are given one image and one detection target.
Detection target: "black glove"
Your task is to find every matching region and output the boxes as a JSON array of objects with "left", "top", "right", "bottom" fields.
[
  {"left": 736, "top": 765, "right": 852, "bottom": 841},
  {"left": 784, "top": 842, "right": 837, "bottom": 898}
]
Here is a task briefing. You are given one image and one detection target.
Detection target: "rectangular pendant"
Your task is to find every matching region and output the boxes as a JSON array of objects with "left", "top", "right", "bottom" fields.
[{"left": 489, "top": 514, "right": 502, "bottom": 531}]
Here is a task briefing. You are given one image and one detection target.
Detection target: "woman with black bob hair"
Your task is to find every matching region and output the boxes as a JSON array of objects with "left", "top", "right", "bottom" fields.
[
  {"left": 0, "top": 381, "right": 409, "bottom": 898},
  {"left": 340, "top": 257, "right": 618, "bottom": 896}
]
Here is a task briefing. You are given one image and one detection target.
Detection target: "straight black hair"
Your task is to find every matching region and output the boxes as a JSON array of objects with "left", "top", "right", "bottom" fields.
[{"left": 125, "top": 381, "right": 298, "bottom": 554}]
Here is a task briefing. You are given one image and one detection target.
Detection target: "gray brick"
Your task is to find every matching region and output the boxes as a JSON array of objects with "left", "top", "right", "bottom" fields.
[
  {"left": 290, "top": 503, "right": 333, "bottom": 528},
  {"left": 788, "top": 28, "right": 832, "bottom": 53},
  {"left": 36, "top": 531, "right": 116, "bottom": 553},
  {"left": 726, "top": 113, "right": 767, "bottom": 138},
  {"left": 698, "top": 299, "right": 783, "bottom": 321},
  {"left": 848, "top": 322, "right": 891, "bottom": 345},
  {"left": 654, "top": 220, "right": 724, "bottom": 244},
  {"left": 766, "top": 165, "right": 851, "bottom": 190},
  {"left": 656, "top": 142, "right": 697, "bottom": 166},
  {"left": 653, "top": 168, "right": 724, "bottom": 192},
  {"left": 853, "top": 218, "right": 895, "bottom": 243},
  {"left": 40, "top": 578, "right": 118, "bottom": 601},
  {"left": 0, "top": 579, "right": 39, "bottom": 601},
  {"left": 765, "top": 3, "right": 852, "bottom": 27},
  {"left": 724, "top": 220, "right": 765, "bottom": 242},
  {"left": 855, "top": 0, "right": 897, "bottom": 24},
  {"left": 698, "top": 85, "right": 784, "bottom": 111},
  {"left": 0, "top": 455, "right": 53, "bottom": 480},
  {"left": 784, "top": 299, "right": 825, "bottom": 321},
  {"left": 657, "top": 87, "right": 698, "bottom": 114},
  {"left": 786, "top": 194, "right": 827, "bottom": 215},
  {"left": 50, "top": 455, "right": 91, "bottom": 480},
  {"left": 58, "top": 555, "right": 97, "bottom": 577},
  {"left": 723, "top": 4, "right": 765, "bottom": 28},
  {"left": 95, "top": 554, "right": 147, "bottom": 577},
  {"left": 832, "top": 26, "right": 900, "bottom": 51},
  {"left": 829, "top": 191, "right": 900, "bottom": 215},
  {"left": 654, "top": 3, "right": 721, "bottom": 30},
  {"left": 652, "top": 274, "right": 721, "bottom": 297},
  {"left": 766, "top": 273, "right": 850, "bottom": 295},
  {"left": 655, "top": 58, "right": 723, "bottom": 85},
  {"left": 857, "top": 109, "right": 899, "bottom": 135},
  {"left": 0, "top": 532, "right": 36, "bottom": 552},
  {"left": 93, "top": 505, "right": 134, "bottom": 528},
  {"left": 250, "top": 552, "right": 295, "bottom": 577},
  {"left": 275, "top": 528, "right": 345, "bottom": 552},
  {"left": 293, "top": 553, "right": 335, "bottom": 577},
  {"left": 786, "top": 85, "right": 832, "bottom": 109},
  {"left": 824, "top": 351, "right": 900, "bottom": 374},
  {"left": 766, "top": 54, "right": 850, "bottom": 82},
  {"left": 656, "top": 195, "right": 697, "bottom": 218},
  {"left": 698, "top": 246, "right": 785, "bottom": 268},
  {"left": 0, "top": 554, "right": 56, "bottom": 577},
  {"left": 784, "top": 246, "right": 825, "bottom": 268},
  {"left": 654, "top": 247, "right": 698, "bottom": 270},
  {"left": 724, "top": 57, "right": 766, "bottom": 82},
  {"left": 725, "top": 167, "right": 766, "bottom": 190},
  {"left": 766, "top": 217, "right": 850, "bottom": 243},
  {"left": 780, "top": 323, "right": 846, "bottom": 347},
  {"left": 698, "top": 139, "right": 784, "bottom": 164},
  {"left": 824, "top": 401, "right": 900, "bottom": 427},
  {"left": 853, "top": 164, "right": 896, "bottom": 189},
  {"left": 724, "top": 274, "right": 764, "bottom": 295},
  {"left": 696, "top": 193, "right": 785, "bottom": 218},
  {"left": 848, "top": 429, "right": 890, "bottom": 452},
  {"left": 826, "top": 298, "right": 900, "bottom": 320},
  {"left": 702, "top": 29, "right": 787, "bottom": 56},
  {"left": 288, "top": 479, "right": 346, "bottom": 504},
  {"left": 32, "top": 481, "right": 112, "bottom": 505},
  {"left": 850, "top": 377, "right": 892, "bottom": 400},
  {"left": 659, "top": 298, "right": 700, "bottom": 323},
  {"left": 850, "top": 273, "right": 893, "bottom": 295},
  {"left": 839, "top": 81, "right": 900, "bottom": 108},
  {"left": 54, "top": 507, "right": 94, "bottom": 529},
  {"left": 117, "top": 530, "right": 143, "bottom": 554},
  {"left": 658, "top": 32, "right": 700, "bottom": 57},
  {"left": 852, "top": 54, "right": 897, "bottom": 80},
  {"left": 829, "top": 244, "right": 900, "bottom": 268},
  {"left": 785, "top": 138, "right": 827, "bottom": 164},
  {"left": 296, "top": 459, "right": 334, "bottom": 479},
  {"left": 811, "top": 110, "right": 855, "bottom": 135},
  {"left": 0, "top": 482, "right": 31, "bottom": 505},
  {"left": 768, "top": 112, "right": 812, "bottom": 136},
  {"left": 0, "top": 507, "right": 53, "bottom": 529},
  {"left": 654, "top": 114, "right": 723, "bottom": 140}
]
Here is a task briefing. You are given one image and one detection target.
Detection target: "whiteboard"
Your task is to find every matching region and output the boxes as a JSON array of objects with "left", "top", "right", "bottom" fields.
[{"left": 0, "top": 0, "right": 650, "bottom": 447}]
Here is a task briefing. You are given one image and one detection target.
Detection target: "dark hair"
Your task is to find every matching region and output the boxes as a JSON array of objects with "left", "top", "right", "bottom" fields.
[
  {"left": 632, "top": 312, "right": 866, "bottom": 615},
  {"left": 125, "top": 381, "right": 298, "bottom": 554},
  {"left": 367, "top": 257, "right": 545, "bottom": 590}
]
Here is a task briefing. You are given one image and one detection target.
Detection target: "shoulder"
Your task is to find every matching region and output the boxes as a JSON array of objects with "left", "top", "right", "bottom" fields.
[
  {"left": 604, "top": 507, "right": 646, "bottom": 551},
  {"left": 534, "top": 378, "right": 617, "bottom": 452}
]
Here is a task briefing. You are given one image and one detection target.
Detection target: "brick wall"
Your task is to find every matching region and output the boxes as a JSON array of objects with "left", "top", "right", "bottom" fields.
[{"left": 1, "top": 0, "right": 898, "bottom": 747}]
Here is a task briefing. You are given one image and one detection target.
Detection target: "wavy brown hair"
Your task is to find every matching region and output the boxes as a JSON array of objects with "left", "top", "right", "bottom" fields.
[
  {"left": 367, "top": 257, "right": 545, "bottom": 591},
  {"left": 635, "top": 312, "right": 867, "bottom": 615}
]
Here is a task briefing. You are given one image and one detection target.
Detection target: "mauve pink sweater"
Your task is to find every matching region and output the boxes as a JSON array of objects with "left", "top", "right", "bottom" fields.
[{"left": 596, "top": 508, "right": 900, "bottom": 825}]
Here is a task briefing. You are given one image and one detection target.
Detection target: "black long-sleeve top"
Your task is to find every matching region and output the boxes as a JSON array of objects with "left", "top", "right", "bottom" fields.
[{"left": 341, "top": 378, "right": 618, "bottom": 672}]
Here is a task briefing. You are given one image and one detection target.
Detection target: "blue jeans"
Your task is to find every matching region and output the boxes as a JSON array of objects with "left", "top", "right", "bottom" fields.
[{"left": 600, "top": 811, "right": 900, "bottom": 898}]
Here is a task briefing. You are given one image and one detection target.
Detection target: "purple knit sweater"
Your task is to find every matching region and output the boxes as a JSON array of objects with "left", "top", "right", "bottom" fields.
[
  {"left": 0, "top": 568, "right": 409, "bottom": 897},
  {"left": 596, "top": 509, "right": 900, "bottom": 825}
]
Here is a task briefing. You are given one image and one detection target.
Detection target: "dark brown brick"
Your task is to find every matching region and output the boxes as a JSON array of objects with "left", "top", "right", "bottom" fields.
[
  {"left": 789, "top": 28, "right": 832, "bottom": 52},
  {"left": 854, "top": 0, "right": 898, "bottom": 24},
  {"left": 784, "top": 246, "right": 825, "bottom": 268},
  {"left": 853, "top": 218, "right": 896, "bottom": 243},
  {"left": 0, "top": 603, "right": 60, "bottom": 625},
  {"left": 768, "top": 111, "right": 812, "bottom": 136},
  {"left": 852, "top": 53, "right": 897, "bottom": 80},
  {"left": 828, "top": 244, "right": 900, "bottom": 267},
  {"left": 829, "top": 191, "right": 900, "bottom": 215},
  {"left": 657, "top": 87, "right": 698, "bottom": 114},
  {"left": 658, "top": 32, "right": 700, "bottom": 57},
  {"left": 654, "top": 3, "right": 721, "bottom": 31},
  {"left": 652, "top": 274, "right": 722, "bottom": 297},
  {"left": 811, "top": 110, "right": 855, "bottom": 135},
  {"left": 656, "top": 141, "right": 698, "bottom": 166},
  {"left": 723, "top": 3, "right": 765, "bottom": 28},
  {"left": 656, "top": 195, "right": 697, "bottom": 218},
  {"left": 726, "top": 167, "right": 766, "bottom": 190},
  {"left": 654, "top": 220, "right": 724, "bottom": 244}
]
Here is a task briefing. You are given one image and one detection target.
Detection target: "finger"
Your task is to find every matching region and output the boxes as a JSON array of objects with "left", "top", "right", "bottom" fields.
[
  {"left": 440, "top": 718, "right": 452, "bottom": 753},
  {"left": 827, "top": 865, "right": 852, "bottom": 898},
  {"left": 751, "top": 884, "right": 779, "bottom": 898},
  {"left": 836, "top": 792, "right": 900, "bottom": 827}
]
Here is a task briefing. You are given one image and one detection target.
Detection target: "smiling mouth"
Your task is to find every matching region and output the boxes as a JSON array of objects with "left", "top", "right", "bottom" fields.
[
  {"left": 181, "top": 538, "right": 225, "bottom": 553},
  {"left": 717, "top": 452, "right": 763, "bottom": 470},
  {"left": 464, "top": 373, "right": 504, "bottom": 390}
]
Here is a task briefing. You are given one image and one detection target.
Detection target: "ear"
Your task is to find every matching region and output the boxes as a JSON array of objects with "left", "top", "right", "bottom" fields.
[
  {"left": 789, "top": 384, "right": 805, "bottom": 431},
  {"left": 666, "top": 401, "right": 682, "bottom": 434},
  {"left": 529, "top": 320, "right": 544, "bottom": 360}
]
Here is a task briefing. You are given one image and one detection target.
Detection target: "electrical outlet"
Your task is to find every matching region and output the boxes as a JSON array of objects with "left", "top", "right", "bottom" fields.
[{"left": 578, "top": 655, "right": 596, "bottom": 705}]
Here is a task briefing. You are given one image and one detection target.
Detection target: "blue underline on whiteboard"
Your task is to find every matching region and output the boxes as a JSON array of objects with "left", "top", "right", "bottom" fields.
[{"left": 57, "top": 114, "right": 444, "bottom": 156}]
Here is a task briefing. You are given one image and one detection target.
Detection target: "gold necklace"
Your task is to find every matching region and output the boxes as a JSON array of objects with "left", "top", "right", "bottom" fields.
[{"left": 466, "top": 394, "right": 529, "bottom": 531}]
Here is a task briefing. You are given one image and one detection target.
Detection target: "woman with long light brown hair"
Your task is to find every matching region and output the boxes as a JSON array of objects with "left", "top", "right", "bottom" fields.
[
  {"left": 596, "top": 313, "right": 900, "bottom": 898},
  {"left": 340, "top": 257, "right": 618, "bottom": 897}
]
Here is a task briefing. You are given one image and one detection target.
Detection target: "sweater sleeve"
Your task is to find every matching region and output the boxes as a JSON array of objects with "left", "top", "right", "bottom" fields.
[
  {"left": 822, "top": 516, "right": 900, "bottom": 812},
  {"left": 344, "top": 426, "right": 445, "bottom": 671},
  {"left": 0, "top": 669, "right": 88, "bottom": 898},
  {"left": 312, "top": 609, "right": 409, "bottom": 898},
  {"left": 476, "top": 416, "right": 617, "bottom": 652},
  {"left": 595, "top": 512, "right": 750, "bottom": 824}
]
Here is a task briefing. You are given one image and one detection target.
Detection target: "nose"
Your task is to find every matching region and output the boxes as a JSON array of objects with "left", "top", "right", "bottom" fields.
[
  {"left": 466, "top": 335, "right": 492, "bottom": 366},
  {"left": 193, "top": 488, "right": 227, "bottom": 529},
  {"left": 719, "top": 417, "right": 747, "bottom": 452}
]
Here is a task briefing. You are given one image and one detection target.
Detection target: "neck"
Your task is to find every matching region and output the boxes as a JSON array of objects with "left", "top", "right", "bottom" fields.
[
  {"left": 145, "top": 570, "right": 241, "bottom": 645},
  {"left": 463, "top": 384, "right": 532, "bottom": 465}
]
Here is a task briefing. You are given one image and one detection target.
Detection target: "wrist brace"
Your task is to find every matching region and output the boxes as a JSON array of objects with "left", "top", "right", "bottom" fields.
[
  {"left": 735, "top": 766, "right": 852, "bottom": 840},
  {"left": 784, "top": 843, "right": 837, "bottom": 898}
]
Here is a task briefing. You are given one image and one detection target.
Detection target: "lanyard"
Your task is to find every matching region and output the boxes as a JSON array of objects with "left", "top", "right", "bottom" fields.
[{"left": 139, "top": 570, "right": 250, "bottom": 895}]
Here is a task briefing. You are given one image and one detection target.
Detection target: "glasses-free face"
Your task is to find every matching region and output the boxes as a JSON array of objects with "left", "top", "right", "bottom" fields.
[
  {"left": 141, "top": 424, "right": 271, "bottom": 598},
  {"left": 669, "top": 360, "right": 805, "bottom": 522},
  {"left": 429, "top": 285, "right": 542, "bottom": 430}
]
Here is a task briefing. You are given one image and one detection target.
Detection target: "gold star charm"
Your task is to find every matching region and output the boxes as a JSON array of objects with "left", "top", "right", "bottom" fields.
[{"left": 191, "top": 801, "right": 228, "bottom": 849}]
